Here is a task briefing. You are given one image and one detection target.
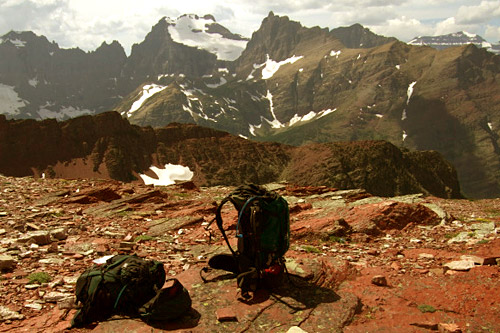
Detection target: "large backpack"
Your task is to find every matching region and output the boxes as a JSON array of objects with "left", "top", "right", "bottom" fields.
[
  {"left": 71, "top": 254, "right": 166, "bottom": 327},
  {"left": 212, "top": 184, "right": 290, "bottom": 298}
]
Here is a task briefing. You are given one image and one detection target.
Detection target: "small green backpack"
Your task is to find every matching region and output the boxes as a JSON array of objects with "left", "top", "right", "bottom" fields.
[
  {"left": 212, "top": 184, "right": 290, "bottom": 298},
  {"left": 71, "top": 254, "right": 166, "bottom": 327}
]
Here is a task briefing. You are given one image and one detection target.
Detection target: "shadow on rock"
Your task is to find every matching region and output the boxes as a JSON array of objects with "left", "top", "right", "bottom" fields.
[
  {"left": 270, "top": 274, "right": 341, "bottom": 313},
  {"left": 141, "top": 307, "right": 201, "bottom": 331}
]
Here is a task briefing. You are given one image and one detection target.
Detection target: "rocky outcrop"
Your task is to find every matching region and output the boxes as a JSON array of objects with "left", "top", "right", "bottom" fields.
[
  {"left": 0, "top": 112, "right": 462, "bottom": 198},
  {"left": 330, "top": 23, "right": 398, "bottom": 48}
]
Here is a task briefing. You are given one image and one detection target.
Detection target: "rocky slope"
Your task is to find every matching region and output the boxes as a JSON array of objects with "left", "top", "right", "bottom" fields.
[
  {"left": 0, "top": 176, "right": 498, "bottom": 332},
  {"left": 0, "top": 112, "right": 462, "bottom": 199}
]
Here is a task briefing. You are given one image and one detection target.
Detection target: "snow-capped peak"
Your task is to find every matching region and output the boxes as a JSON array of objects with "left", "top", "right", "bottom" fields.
[{"left": 165, "top": 14, "right": 248, "bottom": 61}]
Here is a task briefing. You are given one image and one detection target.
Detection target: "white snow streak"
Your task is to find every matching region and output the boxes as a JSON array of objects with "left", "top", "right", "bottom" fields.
[
  {"left": 126, "top": 84, "right": 166, "bottom": 117},
  {"left": 407, "top": 81, "right": 417, "bottom": 104},
  {"left": 265, "top": 90, "right": 284, "bottom": 128}
]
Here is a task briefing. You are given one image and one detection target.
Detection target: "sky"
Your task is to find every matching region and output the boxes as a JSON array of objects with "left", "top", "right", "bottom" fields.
[{"left": 0, "top": 0, "right": 499, "bottom": 54}]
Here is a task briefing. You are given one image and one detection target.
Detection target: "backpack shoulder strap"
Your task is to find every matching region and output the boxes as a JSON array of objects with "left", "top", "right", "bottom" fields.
[{"left": 215, "top": 196, "right": 237, "bottom": 257}]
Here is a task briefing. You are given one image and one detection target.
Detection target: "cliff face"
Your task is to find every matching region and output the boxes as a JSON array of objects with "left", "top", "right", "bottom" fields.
[{"left": 0, "top": 112, "right": 462, "bottom": 198}]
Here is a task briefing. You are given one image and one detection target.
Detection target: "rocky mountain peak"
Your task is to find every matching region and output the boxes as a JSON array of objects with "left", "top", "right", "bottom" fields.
[{"left": 330, "top": 23, "right": 398, "bottom": 48}]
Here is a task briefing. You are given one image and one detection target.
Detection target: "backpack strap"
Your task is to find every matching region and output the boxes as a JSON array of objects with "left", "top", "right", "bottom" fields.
[
  {"left": 236, "top": 196, "right": 261, "bottom": 238},
  {"left": 215, "top": 197, "right": 237, "bottom": 257}
]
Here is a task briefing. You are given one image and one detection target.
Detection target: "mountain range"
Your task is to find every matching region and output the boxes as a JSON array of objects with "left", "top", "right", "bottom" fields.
[{"left": 0, "top": 12, "right": 499, "bottom": 199}]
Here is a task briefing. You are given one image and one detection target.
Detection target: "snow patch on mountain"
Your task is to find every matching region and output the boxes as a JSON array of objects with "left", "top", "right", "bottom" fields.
[
  {"left": 28, "top": 77, "right": 39, "bottom": 87},
  {"left": 407, "top": 81, "right": 417, "bottom": 104},
  {"left": 0, "top": 84, "right": 26, "bottom": 116},
  {"left": 125, "top": 84, "right": 167, "bottom": 117},
  {"left": 180, "top": 84, "right": 216, "bottom": 122},
  {"left": 330, "top": 50, "right": 341, "bottom": 58},
  {"left": 261, "top": 55, "right": 304, "bottom": 80},
  {"left": 205, "top": 77, "right": 227, "bottom": 88},
  {"left": 167, "top": 15, "right": 247, "bottom": 61},
  {"left": 289, "top": 108, "right": 337, "bottom": 126},
  {"left": 139, "top": 163, "right": 193, "bottom": 186},
  {"left": 265, "top": 90, "right": 284, "bottom": 128},
  {"left": 2, "top": 37, "right": 26, "bottom": 48}
]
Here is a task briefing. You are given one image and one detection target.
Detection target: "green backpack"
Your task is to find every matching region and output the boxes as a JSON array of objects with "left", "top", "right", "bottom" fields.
[
  {"left": 71, "top": 254, "right": 166, "bottom": 327},
  {"left": 212, "top": 184, "right": 290, "bottom": 298}
]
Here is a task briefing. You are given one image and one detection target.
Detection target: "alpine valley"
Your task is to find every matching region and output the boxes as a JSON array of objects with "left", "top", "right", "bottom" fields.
[{"left": 1, "top": 12, "right": 500, "bottom": 199}]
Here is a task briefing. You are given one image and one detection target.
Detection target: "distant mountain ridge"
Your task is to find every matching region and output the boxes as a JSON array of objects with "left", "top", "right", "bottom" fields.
[{"left": 409, "top": 31, "right": 500, "bottom": 54}]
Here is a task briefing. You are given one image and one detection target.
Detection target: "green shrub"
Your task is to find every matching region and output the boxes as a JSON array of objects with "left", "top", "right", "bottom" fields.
[
  {"left": 301, "top": 245, "right": 321, "bottom": 253},
  {"left": 134, "top": 235, "right": 154, "bottom": 242},
  {"left": 417, "top": 304, "right": 436, "bottom": 313},
  {"left": 28, "top": 272, "right": 52, "bottom": 284}
]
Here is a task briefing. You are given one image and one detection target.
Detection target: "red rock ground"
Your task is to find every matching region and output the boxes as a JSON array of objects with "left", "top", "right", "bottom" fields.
[{"left": 0, "top": 176, "right": 499, "bottom": 332}]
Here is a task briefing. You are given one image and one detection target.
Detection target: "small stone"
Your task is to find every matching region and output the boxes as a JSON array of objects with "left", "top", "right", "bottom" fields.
[
  {"left": 418, "top": 253, "right": 435, "bottom": 259},
  {"left": 47, "top": 243, "right": 59, "bottom": 253},
  {"left": 39, "top": 257, "right": 65, "bottom": 265},
  {"left": 119, "top": 241, "right": 135, "bottom": 251},
  {"left": 0, "top": 255, "right": 16, "bottom": 271},
  {"left": 438, "top": 322, "right": 462, "bottom": 332},
  {"left": 50, "top": 228, "right": 68, "bottom": 241},
  {"left": 0, "top": 305, "right": 24, "bottom": 320},
  {"left": 443, "top": 260, "right": 476, "bottom": 272},
  {"left": 28, "top": 231, "right": 51, "bottom": 245},
  {"left": 367, "top": 249, "right": 379, "bottom": 256},
  {"left": 390, "top": 262, "right": 402, "bottom": 271},
  {"left": 216, "top": 307, "right": 237, "bottom": 322},
  {"left": 58, "top": 296, "right": 76, "bottom": 309},
  {"left": 371, "top": 275, "right": 388, "bottom": 286},
  {"left": 0, "top": 229, "right": 6, "bottom": 235},
  {"left": 43, "top": 291, "right": 73, "bottom": 303},
  {"left": 24, "top": 302, "right": 43, "bottom": 311},
  {"left": 26, "top": 223, "right": 40, "bottom": 231},
  {"left": 287, "top": 327, "right": 309, "bottom": 333},
  {"left": 25, "top": 284, "right": 40, "bottom": 290}
]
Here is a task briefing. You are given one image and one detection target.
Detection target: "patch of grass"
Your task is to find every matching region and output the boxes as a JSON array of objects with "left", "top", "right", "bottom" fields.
[
  {"left": 477, "top": 239, "right": 489, "bottom": 244},
  {"left": 417, "top": 304, "right": 436, "bottom": 313},
  {"left": 174, "top": 192, "right": 190, "bottom": 198},
  {"left": 28, "top": 272, "right": 52, "bottom": 284},
  {"left": 134, "top": 235, "right": 154, "bottom": 242},
  {"left": 445, "top": 232, "right": 459, "bottom": 239},
  {"left": 301, "top": 245, "right": 321, "bottom": 254},
  {"left": 468, "top": 232, "right": 476, "bottom": 237},
  {"left": 328, "top": 236, "right": 347, "bottom": 244}
]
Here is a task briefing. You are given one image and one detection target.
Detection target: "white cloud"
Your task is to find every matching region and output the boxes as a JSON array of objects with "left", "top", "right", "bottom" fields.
[
  {"left": 370, "top": 16, "right": 432, "bottom": 41},
  {"left": 456, "top": 1, "right": 500, "bottom": 24},
  {"left": 485, "top": 24, "right": 500, "bottom": 42},
  {"left": 0, "top": 0, "right": 499, "bottom": 54}
]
